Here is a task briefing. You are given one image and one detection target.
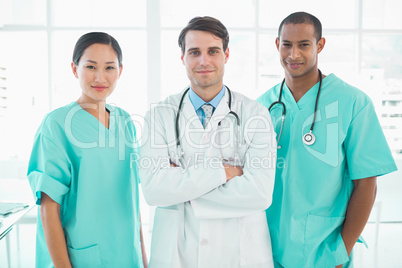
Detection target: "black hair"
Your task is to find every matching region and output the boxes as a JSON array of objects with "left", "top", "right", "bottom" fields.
[
  {"left": 278, "top": 12, "right": 322, "bottom": 42},
  {"left": 72, "top": 32, "right": 122, "bottom": 67},
  {"left": 178, "top": 16, "right": 229, "bottom": 53}
]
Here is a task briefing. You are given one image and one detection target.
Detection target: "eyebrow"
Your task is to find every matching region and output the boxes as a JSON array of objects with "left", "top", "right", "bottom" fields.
[
  {"left": 85, "top": 60, "right": 116, "bottom": 64},
  {"left": 282, "top": 39, "right": 312, "bottom": 43},
  {"left": 187, "top": 46, "right": 222, "bottom": 52}
]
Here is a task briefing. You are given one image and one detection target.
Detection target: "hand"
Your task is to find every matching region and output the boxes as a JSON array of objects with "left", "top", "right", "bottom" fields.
[{"left": 223, "top": 164, "right": 243, "bottom": 181}]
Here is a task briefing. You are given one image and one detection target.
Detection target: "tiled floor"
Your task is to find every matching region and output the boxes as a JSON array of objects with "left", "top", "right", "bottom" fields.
[{"left": 1, "top": 220, "right": 401, "bottom": 268}]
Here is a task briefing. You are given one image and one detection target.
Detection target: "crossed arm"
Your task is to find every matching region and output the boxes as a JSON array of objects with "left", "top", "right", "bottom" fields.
[
  {"left": 171, "top": 162, "right": 243, "bottom": 181},
  {"left": 140, "top": 107, "right": 275, "bottom": 217}
]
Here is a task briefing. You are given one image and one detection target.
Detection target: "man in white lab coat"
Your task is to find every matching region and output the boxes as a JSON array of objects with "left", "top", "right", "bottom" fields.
[{"left": 139, "top": 16, "right": 276, "bottom": 268}]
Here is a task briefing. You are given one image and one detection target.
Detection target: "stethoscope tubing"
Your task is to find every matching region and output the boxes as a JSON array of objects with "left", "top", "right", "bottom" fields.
[
  {"left": 175, "top": 86, "right": 240, "bottom": 150},
  {"left": 269, "top": 69, "right": 323, "bottom": 147}
]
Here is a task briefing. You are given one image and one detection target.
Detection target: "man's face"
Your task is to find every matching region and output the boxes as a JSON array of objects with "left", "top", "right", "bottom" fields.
[
  {"left": 276, "top": 23, "right": 324, "bottom": 79},
  {"left": 181, "top": 30, "right": 229, "bottom": 93}
]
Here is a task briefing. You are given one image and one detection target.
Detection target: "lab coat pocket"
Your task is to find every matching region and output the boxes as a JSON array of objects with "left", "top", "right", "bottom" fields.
[
  {"left": 238, "top": 211, "right": 273, "bottom": 266},
  {"left": 150, "top": 207, "right": 179, "bottom": 265},
  {"left": 68, "top": 244, "right": 102, "bottom": 268},
  {"left": 304, "top": 215, "right": 349, "bottom": 267}
]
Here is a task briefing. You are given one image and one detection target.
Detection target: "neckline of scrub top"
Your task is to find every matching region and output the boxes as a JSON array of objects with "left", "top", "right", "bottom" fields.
[
  {"left": 282, "top": 75, "right": 331, "bottom": 112},
  {"left": 71, "top": 101, "right": 116, "bottom": 134}
]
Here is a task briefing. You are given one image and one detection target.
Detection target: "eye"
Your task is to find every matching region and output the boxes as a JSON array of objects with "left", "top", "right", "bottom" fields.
[
  {"left": 209, "top": 49, "right": 218, "bottom": 55},
  {"left": 282, "top": 43, "right": 291, "bottom": 47},
  {"left": 86, "top": 65, "right": 95, "bottom": 69},
  {"left": 106, "top": 66, "right": 115, "bottom": 70},
  {"left": 190, "top": 51, "right": 199, "bottom": 56},
  {"left": 300, "top": 43, "right": 309, "bottom": 47}
]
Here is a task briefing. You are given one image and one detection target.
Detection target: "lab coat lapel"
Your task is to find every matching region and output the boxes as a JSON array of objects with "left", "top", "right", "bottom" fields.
[
  {"left": 181, "top": 93, "right": 204, "bottom": 130},
  {"left": 206, "top": 88, "right": 230, "bottom": 133},
  {"left": 179, "top": 92, "right": 206, "bottom": 158},
  {"left": 201, "top": 89, "right": 230, "bottom": 160}
]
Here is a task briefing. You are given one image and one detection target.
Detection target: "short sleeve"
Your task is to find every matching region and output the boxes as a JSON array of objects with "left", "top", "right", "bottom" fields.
[
  {"left": 27, "top": 133, "right": 71, "bottom": 205},
  {"left": 344, "top": 101, "right": 397, "bottom": 180}
]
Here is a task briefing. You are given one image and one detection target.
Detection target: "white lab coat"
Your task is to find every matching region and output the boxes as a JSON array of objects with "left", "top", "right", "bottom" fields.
[{"left": 140, "top": 87, "right": 276, "bottom": 268}]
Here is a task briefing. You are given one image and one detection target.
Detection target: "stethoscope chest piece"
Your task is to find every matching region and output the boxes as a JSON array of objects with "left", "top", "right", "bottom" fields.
[{"left": 303, "top": 131, "right": 316, "bottom": 145}]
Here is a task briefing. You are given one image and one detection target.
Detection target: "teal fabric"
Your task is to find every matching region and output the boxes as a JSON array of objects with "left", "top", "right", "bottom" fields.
[
  {"left": 257, "top": 74, "right": 397, "bottom": 267},
  {"left": 27, "top": 102, "right": 143, "bottom": 268}
]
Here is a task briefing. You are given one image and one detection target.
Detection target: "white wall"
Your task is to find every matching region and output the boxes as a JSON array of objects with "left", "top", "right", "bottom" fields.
[{"left": 371, "top": 157, "right": 402, "bottom": 222}]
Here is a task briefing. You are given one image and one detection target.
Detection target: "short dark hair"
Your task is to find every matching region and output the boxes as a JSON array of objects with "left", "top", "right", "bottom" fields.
[
  {"left": 178, "top": 16, "right": 229, "bottom": 54},
  {"left": 72, "top": 32, "right": 122, "bottom": 67},
  {"left": 278, "top": 12, "right": 322, "bottom": 42}
]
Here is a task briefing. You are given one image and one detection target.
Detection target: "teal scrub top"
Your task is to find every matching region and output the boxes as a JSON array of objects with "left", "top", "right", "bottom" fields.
[
  {"left": 27, "top": 102, "right": 143, "bottom": 268},
  {"left": 257, "top": 74, "right": 397, "bottom": 268}
]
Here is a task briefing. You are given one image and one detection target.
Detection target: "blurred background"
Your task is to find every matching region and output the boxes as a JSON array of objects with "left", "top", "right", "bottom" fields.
[{"left": 0, "top": 0, "right": 401, "bottom": 267}]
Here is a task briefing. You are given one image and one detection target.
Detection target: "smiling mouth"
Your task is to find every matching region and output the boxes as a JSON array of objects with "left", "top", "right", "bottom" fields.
[
  {"left": 92, "top": 86, "right": 107, "bottom": 91},
  {"left": 196, "top": 70, "right": 214, "bottom": 74},
  {"left": 288, "top": 63, "right": 303, "bottom": 69}
]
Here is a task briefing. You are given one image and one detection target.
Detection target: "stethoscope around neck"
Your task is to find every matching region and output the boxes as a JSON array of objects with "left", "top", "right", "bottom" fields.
[
  {"left": 174, "top": 86, "right": 240, "bottom": 165},
  {"left": 268, "top": 69, "right": 323, "bottom": 149}
]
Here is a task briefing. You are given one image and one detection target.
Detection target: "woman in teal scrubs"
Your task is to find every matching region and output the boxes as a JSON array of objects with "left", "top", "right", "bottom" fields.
[{"left": 27, "top": 32, "right": 147, "bottom": 268}]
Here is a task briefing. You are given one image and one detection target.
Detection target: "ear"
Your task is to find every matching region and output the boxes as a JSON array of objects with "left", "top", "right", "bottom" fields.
[
  {"left": 181, "top": 51, "right": 185, "bottom": 65},
  {"left": 224, "top": 47, "right": 229, "bottom": 64},
  {"left": 317, "top": 37, "right": 326, "bottom": 54},
  {"left": 275, "top": 38, "right": 280, "bottom": 51},
  {"left": 118, "top": 63, "right": 123, "bottom": 78},
  {"left": 71, "top": 62, "right": 79, "bottom": 78}
]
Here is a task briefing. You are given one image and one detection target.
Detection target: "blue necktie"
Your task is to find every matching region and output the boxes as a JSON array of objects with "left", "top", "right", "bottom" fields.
[{"left": 201, "top": 104, "right": 213, "bottom": 128}]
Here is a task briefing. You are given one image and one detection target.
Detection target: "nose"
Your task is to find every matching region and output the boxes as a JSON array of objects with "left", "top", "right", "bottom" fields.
[
  {"left": 95, "top": 69, "right": 106, "bottom": 83},
  {"left": 199, "top": 54, "right": 210, "bottom": 66},
  {"left": 289, "top": 46, "right": 300, "bottom": 60}
]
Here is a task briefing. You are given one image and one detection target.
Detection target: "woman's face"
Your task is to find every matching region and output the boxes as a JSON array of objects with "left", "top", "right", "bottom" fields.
[{"left": 71, "top": 43, "right": 122, "bottom": 104}]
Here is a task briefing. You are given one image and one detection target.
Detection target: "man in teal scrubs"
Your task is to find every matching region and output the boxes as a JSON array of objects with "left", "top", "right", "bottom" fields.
[{"left": 257, "top": 12, "right": 397, "bottom": 268}]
